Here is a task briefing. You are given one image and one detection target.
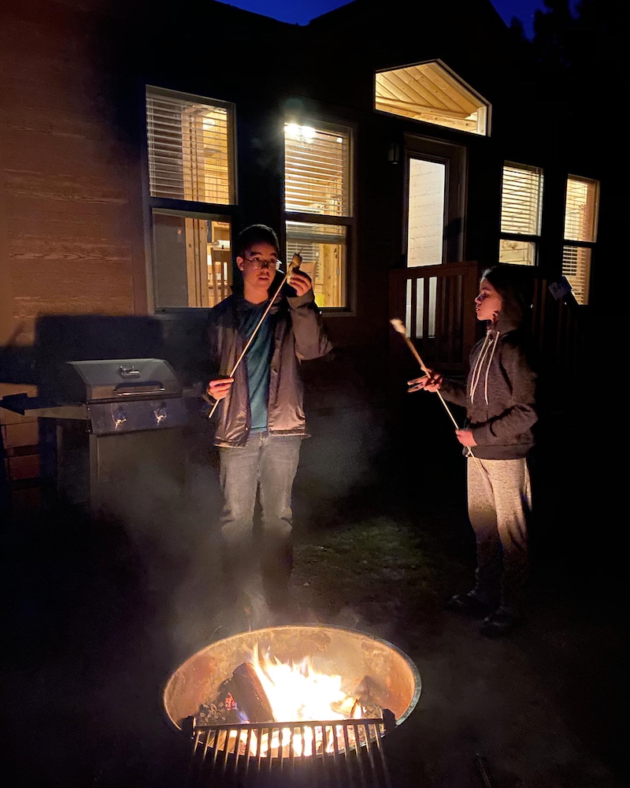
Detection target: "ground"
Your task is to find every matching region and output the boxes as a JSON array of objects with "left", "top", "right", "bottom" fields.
[{"left": 1, "top": 393, "right": 623, "bottom": 787}]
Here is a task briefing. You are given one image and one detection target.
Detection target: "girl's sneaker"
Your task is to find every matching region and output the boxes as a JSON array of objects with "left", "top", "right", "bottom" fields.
[
  {"left": 479, "top": 607, "right": 522, "bottom": 638},
  {"left": 446, "top": 591, "right": 494, "bottom": 618}
]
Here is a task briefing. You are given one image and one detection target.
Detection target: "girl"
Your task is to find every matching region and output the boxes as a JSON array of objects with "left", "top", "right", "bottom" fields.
[{"left": 409, "top": 265, "right": 537, "bottom": 637}]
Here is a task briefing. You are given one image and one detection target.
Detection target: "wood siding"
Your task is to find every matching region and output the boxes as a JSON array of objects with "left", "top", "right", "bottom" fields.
[{"left": 0, "top": 0, "right": 147, "bottom": 349}]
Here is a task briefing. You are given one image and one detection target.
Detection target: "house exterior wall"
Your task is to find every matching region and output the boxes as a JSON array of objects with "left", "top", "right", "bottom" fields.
[{"left": 0, "top": 0, "right": 603, "bottom": 489}]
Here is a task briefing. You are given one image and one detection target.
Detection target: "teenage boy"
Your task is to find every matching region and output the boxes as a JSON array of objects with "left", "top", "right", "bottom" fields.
[{"left": 206, "top": 224, "right": 332, "bottom": 613}]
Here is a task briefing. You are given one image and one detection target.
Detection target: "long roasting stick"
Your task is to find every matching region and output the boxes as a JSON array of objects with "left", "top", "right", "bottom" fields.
[
  {"left": 206, "top": 254, "right": 302, "bottom": 420},
  {"left": 390, "top": 318, "right": 484, "bottom": 471}
]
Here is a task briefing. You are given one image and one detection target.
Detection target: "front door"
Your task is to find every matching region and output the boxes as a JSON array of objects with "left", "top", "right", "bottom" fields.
[{"left": 390, "top": 135, "right": 475, "bottom": 370}]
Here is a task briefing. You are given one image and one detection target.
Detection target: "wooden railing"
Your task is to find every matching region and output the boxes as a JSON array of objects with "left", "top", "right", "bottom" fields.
[
  {"left": 389, "top": 262, "right": 479, "bottom": 372},
  {"left": 529, "top": 272, "right": 590, "bottom": 400},
  {"left": 389, "top": 262, "right": 590, "bottom": 405}
]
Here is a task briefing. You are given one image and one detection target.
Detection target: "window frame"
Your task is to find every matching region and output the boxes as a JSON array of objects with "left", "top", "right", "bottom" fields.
[
  {"left": 282, "top": 116, "right": 356, "bottom": 314},
  {"left": 562, "top": 174, "right": 600, "bottom": 306},
  {"left": 143, "top": 86, "right": 239, "bottom": 313},
  {"left": 498, "top": 161, "right": 545, "bottom": 267}
]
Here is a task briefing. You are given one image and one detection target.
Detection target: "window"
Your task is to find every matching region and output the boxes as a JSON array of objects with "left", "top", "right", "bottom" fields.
[
  {"left": 284, "top": 122, "right": 352, "bottom": 308},
  {"left": 499, "top": 163, "right": 544, "bottom": 266},
  {"left": 146, "top": 87, "right": 236, "bottom": 308},
  {"left": 152, "top": 212, "right": 231, "bottom": 308},
  {"left": 375, "top": 60, "right": 489, "bottom": 136},
  {"left": 562, "top": 176, "right": 599, "bottom": 305}
]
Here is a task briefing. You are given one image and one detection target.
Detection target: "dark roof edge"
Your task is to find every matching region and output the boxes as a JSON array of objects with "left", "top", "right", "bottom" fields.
[
  {"left": 308, "top": 0, "right": 509, "bottom": 33},
  {"left": 212, "top": 0, "right": 298, "bottom": 30}
]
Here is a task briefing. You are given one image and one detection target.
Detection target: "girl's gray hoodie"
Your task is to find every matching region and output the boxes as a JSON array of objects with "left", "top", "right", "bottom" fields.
[{"left": 440, "top": 314, "right": 537, "bottom": 460}]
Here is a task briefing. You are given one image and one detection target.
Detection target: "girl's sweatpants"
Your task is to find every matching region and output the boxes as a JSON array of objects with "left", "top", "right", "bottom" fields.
[{"left": 467, "top": 457, "right": 531, "bottom": 612}]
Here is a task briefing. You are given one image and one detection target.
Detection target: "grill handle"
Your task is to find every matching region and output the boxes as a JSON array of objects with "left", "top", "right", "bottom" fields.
[
  {"left": 114, "top": 381, "right": 166, "bottom": 396},
  {"left": 118, "top": 365, "right": 142, "bottom": 377}
]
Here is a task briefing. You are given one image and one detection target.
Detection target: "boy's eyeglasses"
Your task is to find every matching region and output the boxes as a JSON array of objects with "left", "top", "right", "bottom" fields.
[{"left": 242, "top": 257, "right": 278, "bottom": 271}]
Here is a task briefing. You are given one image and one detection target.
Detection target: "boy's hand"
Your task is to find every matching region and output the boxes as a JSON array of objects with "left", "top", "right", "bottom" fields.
[
  {"left": 288, "top": 271, "right": 313, "bottom": 297},
  {"left": 207, "top": 377, "right": 234, "bottom": 401},
  {"left": 456, "top": 429, "right": 477, "bottom": 447},
  {"left": 408, "top": 371, "right": 443, "bottom": 393}
]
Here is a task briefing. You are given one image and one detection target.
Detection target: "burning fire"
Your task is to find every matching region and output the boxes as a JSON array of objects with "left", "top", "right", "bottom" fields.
[
  {"left": 230, "top": 644, "right": 366, "bottom": 758},
  {"left": 251, "top": 643, "right": 362, "bottom": 725}
]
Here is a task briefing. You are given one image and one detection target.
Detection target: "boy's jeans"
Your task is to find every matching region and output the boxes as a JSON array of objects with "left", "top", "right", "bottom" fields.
[{"left": 218, "top": 432, "right": 301, "bottom": 598}]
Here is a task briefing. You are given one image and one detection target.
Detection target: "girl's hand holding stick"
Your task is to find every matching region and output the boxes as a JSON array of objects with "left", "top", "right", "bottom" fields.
[{"left": 390, "top": 318, "right": 483, "bottom": 469}]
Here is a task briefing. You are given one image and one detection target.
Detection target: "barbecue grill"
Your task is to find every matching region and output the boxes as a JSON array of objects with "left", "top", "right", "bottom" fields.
[{"left": 1, "top": 358, "right": 189, "bottom": 512}]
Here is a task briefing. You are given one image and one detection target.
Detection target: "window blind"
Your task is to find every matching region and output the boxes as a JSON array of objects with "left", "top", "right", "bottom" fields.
[
  {"left": 284, "top": 125, "right": 350, "bottom": 216},
  {"left": 562, "top": 246, "right": 591, "bottom": 306},
  {"left": 564, "top": 177, "right": 598, "bottom": 243},
  {"left": 286, "top": 220, "right": 346, "bottom": 259},
  {"left": 146, "top": 89, "right": 233, "bottom": 204},
  {"left": 500, "top": 164, "right": 543, "bottom": 236}
]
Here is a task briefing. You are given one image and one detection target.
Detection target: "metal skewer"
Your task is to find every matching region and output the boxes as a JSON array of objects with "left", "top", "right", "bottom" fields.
[
  {"left": 206, "top": 254, "right": 302, "bottom": 420},
  {"left": 474, "top": 754, "right": 497, "bottom": 788},
  {"left": 390, "top": 318, "right": 484, "bottom": 471}
]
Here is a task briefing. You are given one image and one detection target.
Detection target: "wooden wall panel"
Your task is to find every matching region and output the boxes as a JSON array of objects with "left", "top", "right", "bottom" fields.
[
  {"left": 1, "top": 0, "right": 147, "bottom": 350},
  {"left": 1, "top": 0, "right": 147, "bottom": 483}
]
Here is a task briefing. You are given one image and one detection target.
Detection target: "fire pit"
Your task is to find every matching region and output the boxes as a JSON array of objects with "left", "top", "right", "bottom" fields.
[{"left": 163, "top": 625, "right": 421, "bottom": 787}]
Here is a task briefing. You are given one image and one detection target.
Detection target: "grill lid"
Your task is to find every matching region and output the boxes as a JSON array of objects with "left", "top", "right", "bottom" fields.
[{"left": 47, "top": 358, "right": 181, "bottom": 403}]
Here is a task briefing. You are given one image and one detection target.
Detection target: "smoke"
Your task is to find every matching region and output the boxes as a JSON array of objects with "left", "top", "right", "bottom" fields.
[
  {"left": 294, "top": 405, "right": 389, "bottom": 533},
  {"left": 88, "top": 445, "right": 224, "bottom": 663}
]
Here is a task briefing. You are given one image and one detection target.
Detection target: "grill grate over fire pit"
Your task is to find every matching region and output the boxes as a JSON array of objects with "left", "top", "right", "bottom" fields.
[
  {"left": 190, "top": 718, "right": 391, "bottom": 786},
  {"left": 163, "top": 626, "right": 421, "bottom": 787}
]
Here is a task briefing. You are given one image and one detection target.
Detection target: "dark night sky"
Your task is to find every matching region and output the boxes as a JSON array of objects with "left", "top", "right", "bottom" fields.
[{"left": 220, "top": 0, "right": 554, "bottom": 36}]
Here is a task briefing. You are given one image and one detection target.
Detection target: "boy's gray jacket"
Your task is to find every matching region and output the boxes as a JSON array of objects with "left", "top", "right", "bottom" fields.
[
  {"left": 206, "top": 282, "right": 332, "bottom": 447},
  {"left": 440, "top": 317, "right": 537, "bottom": 460}
]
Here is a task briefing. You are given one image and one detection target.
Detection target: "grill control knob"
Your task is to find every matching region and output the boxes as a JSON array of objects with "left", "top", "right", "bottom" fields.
[
  {"left": 154, "top": 405, "right": 168, "bottom": 425},
  {"left": 113, "top": 406, "right": 127, "bottom": 428}
]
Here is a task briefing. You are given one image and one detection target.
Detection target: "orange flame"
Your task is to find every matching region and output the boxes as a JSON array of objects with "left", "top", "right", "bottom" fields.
[{"left": 246, "top": 644, "right": 364, "bottom": 757}]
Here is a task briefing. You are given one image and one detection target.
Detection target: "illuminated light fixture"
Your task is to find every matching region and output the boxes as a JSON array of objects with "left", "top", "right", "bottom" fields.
[{"left": 284, "top": 123, "right": 317, "bottom": 143}]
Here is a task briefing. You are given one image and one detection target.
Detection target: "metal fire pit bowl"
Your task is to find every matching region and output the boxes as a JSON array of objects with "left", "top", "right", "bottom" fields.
[{"left": 164, "top": 625, "right": 421, "bottom": 733}]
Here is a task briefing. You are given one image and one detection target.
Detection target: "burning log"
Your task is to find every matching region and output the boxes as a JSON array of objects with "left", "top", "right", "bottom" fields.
[
  {"left": 196, "top": 661, "right": 275, "bottom": 727},
  {"left": 193, "top": 661, "right": 396, "bottom": 761},
  {"left": 231, "top": 662, "right": 275, "bottom": 723},
  {"left": 197, "top": 667, "right": 392, "bottom": 730}
]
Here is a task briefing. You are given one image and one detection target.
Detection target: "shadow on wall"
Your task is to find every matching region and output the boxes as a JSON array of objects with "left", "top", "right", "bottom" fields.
[{"left": 0, "top": 312, "right": 213, "bottom": 389}]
